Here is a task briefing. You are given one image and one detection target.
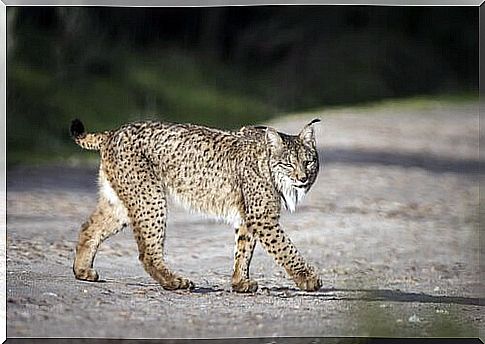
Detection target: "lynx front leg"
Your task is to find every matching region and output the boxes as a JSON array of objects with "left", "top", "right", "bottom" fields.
[
  {"left": 252, "top": 220, "right": 321, "bottom": 291},
  {"left": 242, "top": 180, "right": 321, "bottom": 291},
  {"left": 73, "top": 195, "right": 128, "bottom": 281},
  {"left": 232, "top": 225, "right": 258, "bottom": 293}
]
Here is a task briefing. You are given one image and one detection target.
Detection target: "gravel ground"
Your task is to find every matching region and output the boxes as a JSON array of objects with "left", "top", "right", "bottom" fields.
[{"left": 6, "top": 101, "right": 482, "bottom": 338}]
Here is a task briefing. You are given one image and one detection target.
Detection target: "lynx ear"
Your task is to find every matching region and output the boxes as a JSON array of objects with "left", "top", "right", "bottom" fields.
[
  {"left": 265, "top": 127, "right": 284, "bottom": 152},
  {"left": 299, "top": 118, "right": 320, "bottom": 147}
]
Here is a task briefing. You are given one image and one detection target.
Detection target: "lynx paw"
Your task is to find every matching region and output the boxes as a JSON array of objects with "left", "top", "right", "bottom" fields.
[
  {"left": 294, "top": 272, "right": 322, "bottom": 292},
  {"left": 162, "top": 276, "right": 195, "bottom": 290},
  {"left": 232, "top": 279, "right": 258, "bottom": 293},
  {"left": 74, "top": 267, "right": 99, "bottom": 282}
]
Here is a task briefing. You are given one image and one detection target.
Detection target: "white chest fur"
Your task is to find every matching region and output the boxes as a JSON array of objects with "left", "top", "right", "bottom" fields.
[{"left": 274, "top": 175, "right": 307, "bottom": 213}]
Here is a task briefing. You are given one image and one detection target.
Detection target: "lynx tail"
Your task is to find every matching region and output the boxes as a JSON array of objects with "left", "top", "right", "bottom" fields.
[{"left": 70, "top": 119, "right": 108, "bottom": 151}]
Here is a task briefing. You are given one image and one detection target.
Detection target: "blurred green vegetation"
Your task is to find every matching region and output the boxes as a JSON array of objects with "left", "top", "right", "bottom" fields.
[
  {"left": 8, "top": 49, "right": 275, "bottom": 165},
  {"left": 7, "top": 7, "right": 478, "bottom": 165},
  {"left": 351, "top": 301, "right": 478, "bottom": 337}
]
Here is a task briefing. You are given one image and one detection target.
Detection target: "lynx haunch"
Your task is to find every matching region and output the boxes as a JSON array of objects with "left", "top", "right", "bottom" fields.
[{"left": 70, "top": 118, "right": 321, "bottom": 292}]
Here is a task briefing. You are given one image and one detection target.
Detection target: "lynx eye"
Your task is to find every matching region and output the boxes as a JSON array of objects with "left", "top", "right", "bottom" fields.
[
  {"left": 278, "top": 162, "right": 293, "bottom": 169},
  {"left": 305, "top": 160, "right": 315, "bottom": 168}
]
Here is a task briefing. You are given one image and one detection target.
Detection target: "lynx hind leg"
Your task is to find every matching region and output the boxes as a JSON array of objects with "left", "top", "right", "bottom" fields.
[
  {"left": 73, "top": 184, "right": 129, "bottom": 282},
  {"left": 114, "top": 164, "right": 193, "bottom": 290},
  {"left": 232, "top": 224, "right": 258, "bottom": 293}
]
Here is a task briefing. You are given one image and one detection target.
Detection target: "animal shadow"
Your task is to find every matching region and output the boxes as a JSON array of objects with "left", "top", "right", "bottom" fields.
[{"left": 264, "top": 286, "right": 480, "bottom": 306}]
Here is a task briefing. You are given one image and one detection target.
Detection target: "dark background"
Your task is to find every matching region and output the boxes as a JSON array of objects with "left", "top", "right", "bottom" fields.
[{"left": 6, "top": 6, "right": 478, "bottom": 164}]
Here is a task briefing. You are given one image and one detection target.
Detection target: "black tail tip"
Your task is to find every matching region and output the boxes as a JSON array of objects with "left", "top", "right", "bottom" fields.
[{"left": 70, "top": 119, "right": 85, "bottom": 138}]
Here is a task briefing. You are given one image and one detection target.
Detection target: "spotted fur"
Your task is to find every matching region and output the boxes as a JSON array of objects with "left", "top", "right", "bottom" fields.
[{"left": 71, "top": 118, "right": 321, "bottom": 292}]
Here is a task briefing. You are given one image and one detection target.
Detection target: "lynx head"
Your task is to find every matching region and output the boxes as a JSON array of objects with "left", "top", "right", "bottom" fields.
[{"left": 265, "top": 119, "right": 320, "bottom": 212}]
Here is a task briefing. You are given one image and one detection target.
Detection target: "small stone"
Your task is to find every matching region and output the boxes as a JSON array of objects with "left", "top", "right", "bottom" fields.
[{"left": 408, "top": 314, "right": 421, "bottom": 323}]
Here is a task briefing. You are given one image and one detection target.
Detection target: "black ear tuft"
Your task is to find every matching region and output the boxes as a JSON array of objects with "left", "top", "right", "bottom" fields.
[
  {"left": 70, "top": 119, "right": 85, "bottom": 138},
  {"left": 309, "top": 118, "right": 321, "bottom": 125}
]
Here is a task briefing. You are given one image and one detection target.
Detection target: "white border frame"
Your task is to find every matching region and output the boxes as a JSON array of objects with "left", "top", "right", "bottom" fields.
[
  {"left": 1, "top": 0, "right": 484, "bottom": 6},
  {"left": 1, "top": 2, "right": 6, "bottom": 343},
  {"left": 0, "top": 2, "right": 482, "bottom": 343}
]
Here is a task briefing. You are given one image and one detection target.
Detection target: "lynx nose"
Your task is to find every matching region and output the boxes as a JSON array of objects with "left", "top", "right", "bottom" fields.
[{"left": 298, "top": 175, "right": 308, "bottom": 183}]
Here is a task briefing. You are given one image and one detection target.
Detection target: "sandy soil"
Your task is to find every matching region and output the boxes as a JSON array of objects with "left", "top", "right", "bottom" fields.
[{"left": 6, "top": 102, "right": 482, "bottom": 338}]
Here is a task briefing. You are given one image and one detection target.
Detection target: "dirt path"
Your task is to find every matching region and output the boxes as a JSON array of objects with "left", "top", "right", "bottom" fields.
[{"left": 6, "top": 102, "right": 482, "bottom": 338}]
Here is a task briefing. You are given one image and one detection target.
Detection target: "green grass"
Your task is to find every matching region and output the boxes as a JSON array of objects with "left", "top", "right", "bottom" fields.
[
  {"left": 264, "top": 92, "right": 478, "bottom": 129},
  {"left": 351, "top": 302, "right": 479, "bottom": 337},
  {"left": 354, "top": 92, "right": 479, "bottom": 112}
]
